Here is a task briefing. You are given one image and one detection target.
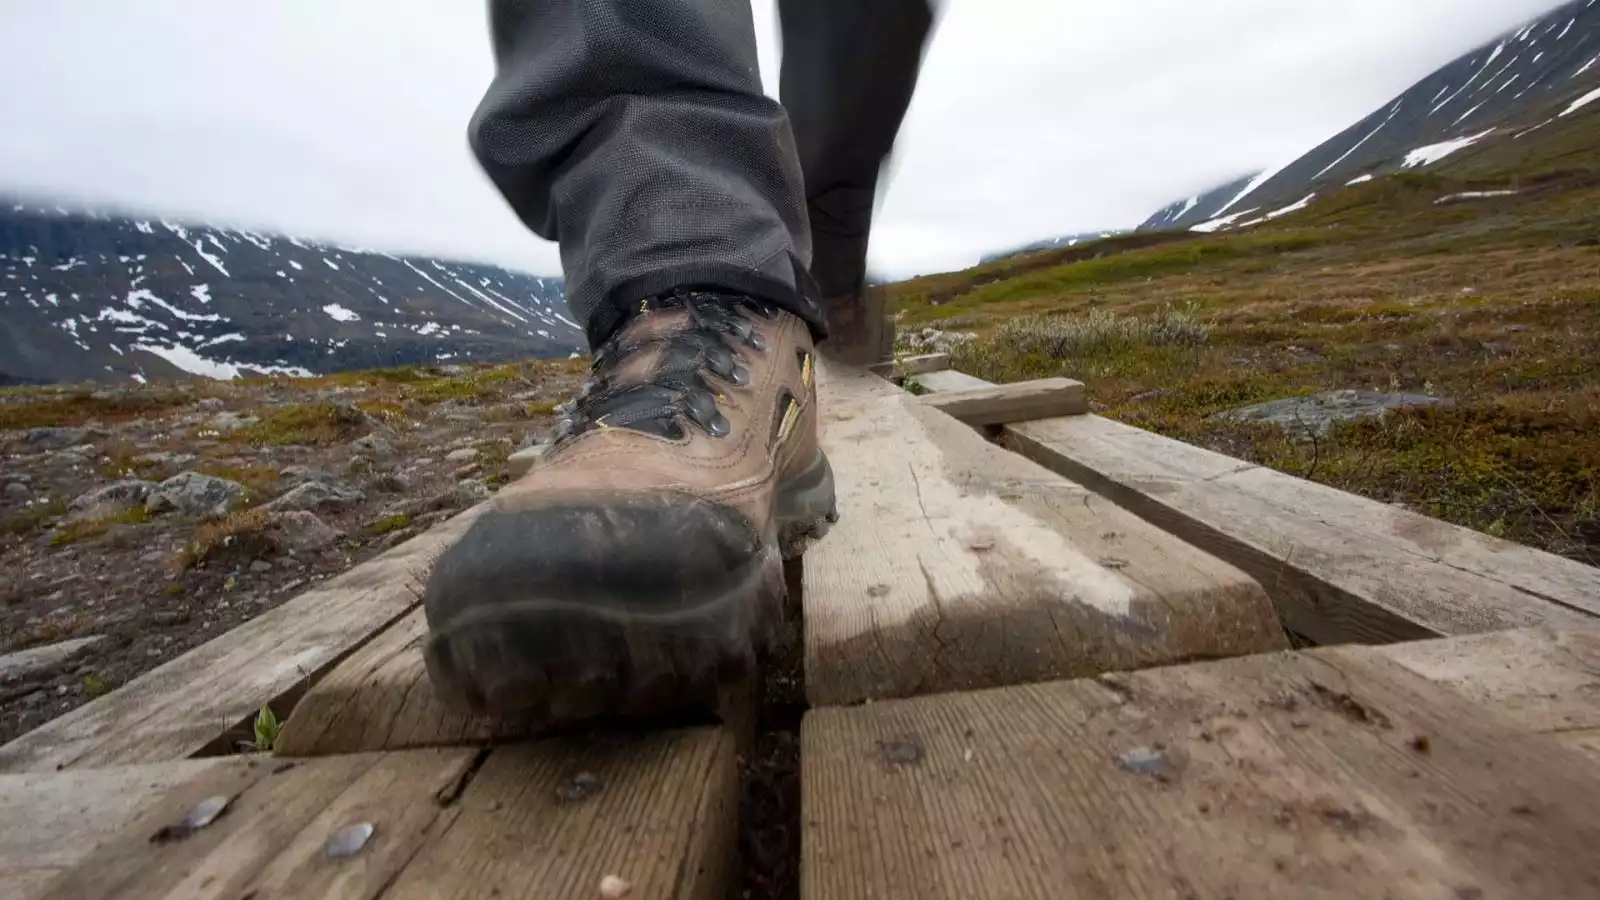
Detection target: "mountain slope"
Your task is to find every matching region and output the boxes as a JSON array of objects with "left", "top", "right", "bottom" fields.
[
  {"left": 0, "top": 204, "right": 579, "bottom": 385},
  {"left": 1138, "top": 171, "right": 1262, "bottom": 231},
  {"left": 1145, "top": 0, "right": 1600, "bottom": 231}
]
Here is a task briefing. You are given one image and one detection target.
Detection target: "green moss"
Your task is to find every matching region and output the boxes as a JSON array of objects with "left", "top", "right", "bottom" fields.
[
  {"left": 82, "top": 674, "right": 110, "bottom": 698},
  {"left": 233, "top": 403, "right": 369, "bottom": 446},
  {"left": 49, "top": 506, "right": 153, "bottom": 546},
  {"left": 367, "top": 514, "right": 412, "bottom": 536}
]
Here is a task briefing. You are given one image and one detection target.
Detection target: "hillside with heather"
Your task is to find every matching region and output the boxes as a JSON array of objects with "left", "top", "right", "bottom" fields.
[{"left": 887, "top": 82, "right": 1600, "bottom": 567}]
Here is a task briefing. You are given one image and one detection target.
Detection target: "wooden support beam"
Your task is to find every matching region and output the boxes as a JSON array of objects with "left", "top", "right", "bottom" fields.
[
  {"left": 804, "top": 359, "right": 1288, "bottom": 708},
  {"left": 919, "top": 377, "right": 1087, "bottom": 426},
  {"left": 914, "top": 370, "right": 1600, "bottom": 644},
  {"left": 801, "top": 629, "right": 1600, "bottom": 900},
  {"left": 867, "top": 353, "right": 950, "bottom": 380}
]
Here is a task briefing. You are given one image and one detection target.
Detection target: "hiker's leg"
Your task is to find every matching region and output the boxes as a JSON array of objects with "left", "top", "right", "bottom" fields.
[
  {"left": 778, "top": 0, "right": 936, "bottom": 363},
  {"left": 426, "top": 0, "right": 838, "bottom": 721},
  {"left": 468, "top": 0, "right": 826, "bottom": 349}
]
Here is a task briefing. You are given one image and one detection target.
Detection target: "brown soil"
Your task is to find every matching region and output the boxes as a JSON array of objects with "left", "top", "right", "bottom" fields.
[{"left": 0, "top": 360, "right": 582, "bottom": 745}]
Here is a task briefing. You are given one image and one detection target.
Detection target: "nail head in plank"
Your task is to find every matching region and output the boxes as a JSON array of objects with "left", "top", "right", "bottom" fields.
[
  {"left": 915, "top": 370, "right": 1600, "bottom": 643},
  {"left": 801, "top": 640, "right": 1600, "bottom": 900},
  {"left": 0, "top": 506, "right": 486, "bottom": 774},
  {"left": 918, "top": 377, "right": 1087, "bottom": 426},
  {"left": 805, "top": 360, "right": 1287, "bottom": 708}
]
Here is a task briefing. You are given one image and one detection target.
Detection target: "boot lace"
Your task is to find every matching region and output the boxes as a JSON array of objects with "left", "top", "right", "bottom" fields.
[{"left": 553, "top": 290, "right": 774, "bottom": 443}]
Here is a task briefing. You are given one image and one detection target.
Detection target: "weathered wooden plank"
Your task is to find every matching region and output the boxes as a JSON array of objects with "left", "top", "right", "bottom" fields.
[
  {"left": 1373, "top": 626, "right": 1600, "bottom": 734},
  {"left": 801, "top": 639, "right": 1600, "bottom": 900},
  {"left": 381, "top": 729, "right": 736, "bottom": 900},
  {"left": 0, "top": 760, "right": 228, "bottom": 900},
  {"left": 0, "top": 507, "right": 484, "bottom": 774},
  {"left": 32, "top": 727, "right": 734, "bottom": 900},
  {"left": 34, "top": 748, "right": 475, "bottom": 900},
  {"left": 915, "top": 370, "right": 1600, "bottom": 644},
  {"left": 805, "top": 360, "right": 1288, "bottom": 707},
  {"left": 273, "top": 609, "right": 527, "bottom": 756},
  {"left": 919, "top": 377, "right": 1087, "bottom": 426},
  {"left": 868, "top": 353, "right": 950, "bottom": 379}
]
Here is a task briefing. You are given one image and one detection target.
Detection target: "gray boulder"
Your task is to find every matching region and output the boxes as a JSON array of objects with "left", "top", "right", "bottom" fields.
[
  {"left": 262, "top": 480, "right": 366, "bottom": 513},
  {"left": 350, "top": 434, "right": 395, "bottom": 456},
  {"left": 1216, "top": 390, "right": 1453, "bottom": 439},
  {"left": 67, "top": 479, "right": 158, "bottom": 521},
  {"left": 20, "top": 426, "right": 88, "bottom": 449},
  {"left": 277, "top": 466, "right": 345, "bottom": 488},
  {"left": 264, "top": 510, "right": 344, "bottom": 552},
  {"left": 146, "top": 472, "right": 247, "bottom": 518},
  {"left": 206, "top": 411, "right": 259, "bottom": 433}
]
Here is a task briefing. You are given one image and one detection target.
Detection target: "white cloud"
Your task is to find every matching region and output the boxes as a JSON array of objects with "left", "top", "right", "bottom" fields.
[{"left": 0, "top": 0, "right": 1564, "bottom": 282}]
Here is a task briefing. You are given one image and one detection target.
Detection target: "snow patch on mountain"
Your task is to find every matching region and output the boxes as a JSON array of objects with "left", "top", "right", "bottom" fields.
[
  {"left": 322, "top": 303, "right": 360, "bottom": 322},
  {"left": 1403, "top": 128, "right": 1497, "bottom": 167},
  {"left": 1562, "top": 85, "right": 1600, "bottom": 115}
]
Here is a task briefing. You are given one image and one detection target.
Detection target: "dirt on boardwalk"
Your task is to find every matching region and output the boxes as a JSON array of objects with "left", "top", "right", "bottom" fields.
[{"left": 0, "top": 359, "right": 583, "bottom": 746}]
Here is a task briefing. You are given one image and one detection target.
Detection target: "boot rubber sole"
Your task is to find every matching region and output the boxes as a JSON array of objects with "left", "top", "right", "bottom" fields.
[{"left": 422, "top": 450, "right": 837, "bottom": 721}]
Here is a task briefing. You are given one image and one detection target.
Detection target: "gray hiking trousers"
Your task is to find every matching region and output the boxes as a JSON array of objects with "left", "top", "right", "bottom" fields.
[{"left": 468, "top": 0, "right": 935, "bottom": 348}]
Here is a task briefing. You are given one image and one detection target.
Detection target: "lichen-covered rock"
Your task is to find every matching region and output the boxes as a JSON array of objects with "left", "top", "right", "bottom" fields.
[
  {"left": 1216, "top": 390, "right": 1453, "bottom": 439},
  {"left": 261, "top": 480, "right": 366, "bottom": 513},
  {"left": 146, "top": 472, "right": 246, "bottom": 518},
  {"left": 67, "top": 479, "right": 158, "bottom": 521}
]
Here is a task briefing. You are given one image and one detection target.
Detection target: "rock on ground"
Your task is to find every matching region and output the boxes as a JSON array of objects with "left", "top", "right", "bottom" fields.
[
  {"left": 1216, "top": 390, "right": 1453, "bottom": 438},
  {"left": 262, "top": 480, "right": 366, "bottom": 513},
  {"left": 263, "top": 510, "right": 344, "bottom": 552},
  {"left": 67, "top": 479, "right": 157, "bottom": 521},
  {"left": 146, "top": 472, "right": 247, "bottom": 518},
  {"left": 0, "top": 636, "right": 107, "bottom": 682}
]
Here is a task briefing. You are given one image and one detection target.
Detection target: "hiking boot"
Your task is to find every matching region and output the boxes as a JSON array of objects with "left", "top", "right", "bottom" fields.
[
  {"left": 817, "top": 282, "right": 895, "bottom": 366},
  {"left": 421, "top": 289, "right": 837, "bottom": 720}
]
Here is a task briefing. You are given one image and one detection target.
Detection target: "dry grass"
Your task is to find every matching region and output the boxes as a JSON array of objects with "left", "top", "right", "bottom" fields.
[
  {"left": 176, "top": 508, "right": 276, "bottom": 569},
  {"left": 0, "top": 389, "right": 188, "bottom": 430},
  {"left": 232, "top": 402, "right": 370, "bottom": 446},
  {"left": 48, "top": 506, "right": 153, "bottom": 546},
  {"left": 891, "top": 170, "right": 1600, "bottom": 564}
]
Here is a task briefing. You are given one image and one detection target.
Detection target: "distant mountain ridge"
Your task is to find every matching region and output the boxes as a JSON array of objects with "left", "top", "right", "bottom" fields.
[
  {"left": 980, "top": 230, "right": 1129, "bottom": 264},
  {"left": 1141, "top": 0, "right": 1600, "bottom": 231},
  {"left": 0, "top": 203, "right": 580, "bottom": 386}
]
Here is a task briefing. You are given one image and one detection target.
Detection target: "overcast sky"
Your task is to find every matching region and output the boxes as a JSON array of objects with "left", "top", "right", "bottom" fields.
[{"left": 0, "top": 0, "right": 1565, "bottom": 280}]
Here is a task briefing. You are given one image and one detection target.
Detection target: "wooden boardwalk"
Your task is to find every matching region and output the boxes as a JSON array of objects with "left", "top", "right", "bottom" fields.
[{"left": 4, "top": 355, "right": 1599, "bottom": 899}]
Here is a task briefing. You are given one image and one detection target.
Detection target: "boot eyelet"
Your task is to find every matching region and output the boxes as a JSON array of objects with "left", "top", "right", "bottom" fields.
[
  {"left": 705, "top": 411, "right": 731, "bottom": 438},
  {"left": 726, "top": 363, "right": 750, "bottom": 387}
]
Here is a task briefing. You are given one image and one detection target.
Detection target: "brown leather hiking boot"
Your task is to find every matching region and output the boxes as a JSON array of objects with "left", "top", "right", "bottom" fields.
[{"left": 421, "top": 289, "right": 836, "bottom": 720}]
